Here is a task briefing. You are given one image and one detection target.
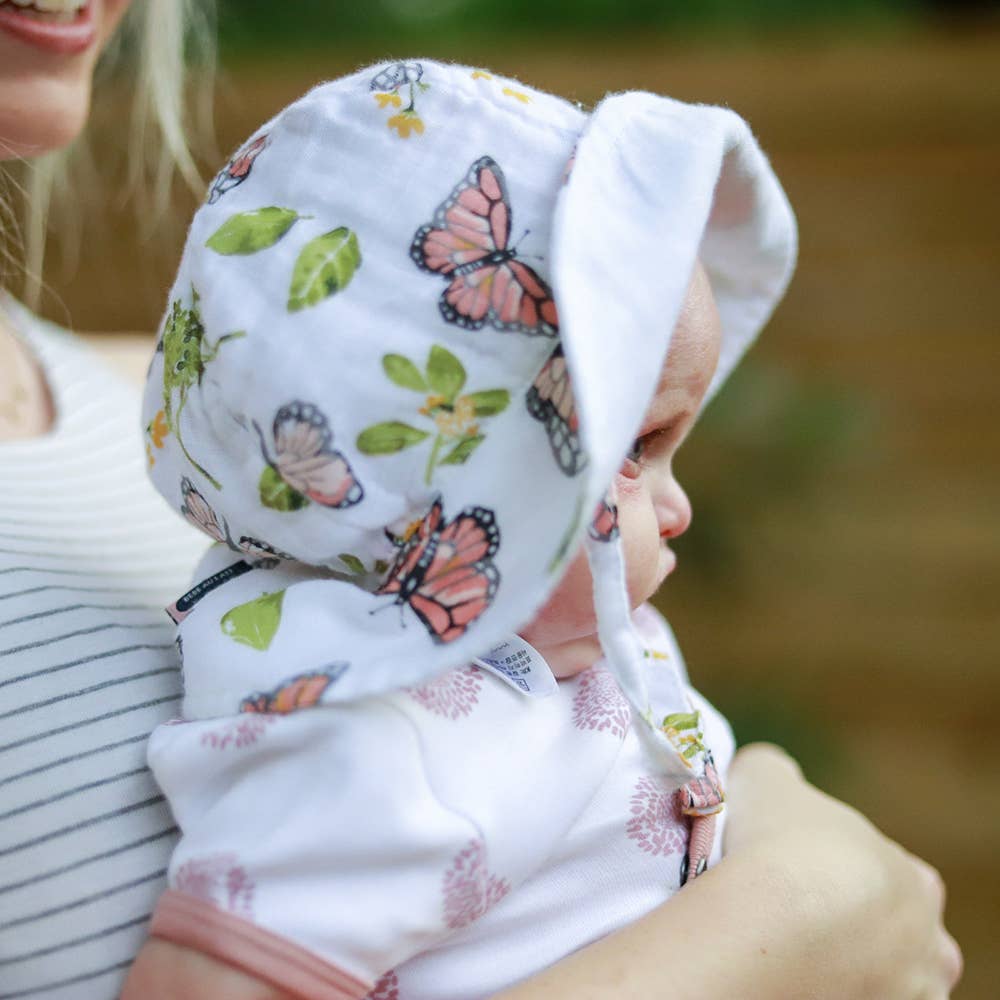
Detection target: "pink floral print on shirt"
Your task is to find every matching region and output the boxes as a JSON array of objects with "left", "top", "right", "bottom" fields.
[
  {"left": 442, "top": 839, "right": 510, "bottom": 931},
  {"left": 364, "top": 970, "right": 400, "bottom": 1000},
  {"left": 199, "top": 715, "right": 273, "bottom": 750},
  {"left": 173, "top": 853, "right": 255, "bottom": 917},
  {"left": 571, "top": 664, "right": 631, "bottom": 739},
  {"left": 407, "top": 664, "right": 484, "bottom": 719},
  {"left": 626, "top": 775, "right": 689, "bottom": 858}
]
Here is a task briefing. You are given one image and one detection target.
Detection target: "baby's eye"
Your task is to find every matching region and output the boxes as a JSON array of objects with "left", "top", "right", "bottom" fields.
[
  {"left": 626, "top": 438, "right": 645, "bottom": 463},
  {"left": 620, "top": 437, "right": 648, "bottom": 479}
]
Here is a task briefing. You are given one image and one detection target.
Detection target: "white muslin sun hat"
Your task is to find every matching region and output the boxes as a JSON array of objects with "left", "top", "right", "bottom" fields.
[{"left": 142, "top": 58, "right": 796, "bottom": 782}]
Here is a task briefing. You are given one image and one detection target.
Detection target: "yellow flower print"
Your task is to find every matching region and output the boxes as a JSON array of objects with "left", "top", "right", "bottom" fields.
[
  {"left": 471, "top": 70, "right": 494, "bottom": 81},
  {"left": 419, "top": 393, "right": 446, "bottom": 417},
  {"left": 432, "top": 395, "right": 479, "bottom": 439},
  {"left": 661, "top": 710, "right": 708, "bottom": 767},
  {"left": 642, "top": 647, "right": 671, "bottom": 662},
  {"left": 146, "top": 442, "right": 156, "bottom": 469},
  {"left": 149, "top": 409, "right": 169, "bottom": 449},
  {"left": 502, "top": 87, "right": 530, "bottom": 104},
  {"left": 357, "top": 345, "right": 511, "bottom": 485},
  {"left": 374, "top": 92, "right": 402, "bottom": 109},
  {"left": 387, "top": 112, "right": 425, "bottom": 139}
]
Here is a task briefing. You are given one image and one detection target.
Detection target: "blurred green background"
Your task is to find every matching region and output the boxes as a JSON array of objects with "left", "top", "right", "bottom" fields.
[{"left": 38, "top": 1, "right": 1000, "bottom": 996}]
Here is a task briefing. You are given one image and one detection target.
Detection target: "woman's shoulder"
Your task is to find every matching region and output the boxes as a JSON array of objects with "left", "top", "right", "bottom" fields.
[{"left": 78, "top": 331, "right": 158, "bottom": 387}]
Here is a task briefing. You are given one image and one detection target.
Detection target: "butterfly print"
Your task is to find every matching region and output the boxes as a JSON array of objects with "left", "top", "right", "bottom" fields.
[
  {"left": 588, "top": 496, "right": 619, "bottom": 542},
  {"left": 239, "top": 666, "right": 349, "bottom": 715},
  {"left": 237, "top": 537, "right": 294, "bottom": 565},
  {"left": 207, "top": 134, "right": 268, "bottom": 204},
  {"left": 254, "top": 402, "right": 364, "bottom": 509},
  {"left": 410, "top": 156, "right": 559, "bottom": 337},
  {"left": 180, "top": 477, "right": 291, "bottom": 560},
  {"left": 181, "top": 476, "right": 227, "bottom": 543},
  {"left": 377, "top": 498, "right": 500, "bottom": 644},
  {"left": 526, "top": 343, "right": 586, "bottom": 476}
]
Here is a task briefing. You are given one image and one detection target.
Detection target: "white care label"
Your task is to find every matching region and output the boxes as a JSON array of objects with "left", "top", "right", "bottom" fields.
[{"left": 473, "top": 635, "right": 558, "bottom": 697}]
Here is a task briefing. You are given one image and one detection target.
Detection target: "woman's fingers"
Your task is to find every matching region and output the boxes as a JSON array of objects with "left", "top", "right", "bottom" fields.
[
  {"left": 723, "top": 741, "right": 964, "bottom": 1000},
  {"left": 728, "top": 741, "right": 803, "bottom": 784},
  {"left": 723, "top": 742, "right": 809, "bottom": 852}
]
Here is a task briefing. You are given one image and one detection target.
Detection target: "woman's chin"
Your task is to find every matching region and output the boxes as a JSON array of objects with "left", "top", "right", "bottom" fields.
[{"left": 0, "top": 71, "right": 92, "bottom": 159}]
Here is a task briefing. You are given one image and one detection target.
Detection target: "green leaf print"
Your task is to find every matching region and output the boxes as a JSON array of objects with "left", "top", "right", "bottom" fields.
[
  {"left": 382, "top": 354, "right": 428, "bottom": 392},
  {"left": 439, "top": 434, "right": 484, "bottom": 465},
  {"left": 205, "top": 207, "right": 301, "bottom": 255},
  {"left": 337, "top": 553, "right": 366, "bottom": 575},
  {"left": 337, "top": 553, "right": 389, "bottom": 577},
  {"left": 464, "top": 389, "right": 510, "bottom": 417},
  {"left": 662, "top": 711, "right": 701, "bottom": 732},
  {"left": 258, "top": 466, "right": 309, "bottom": 511},
  {"left": 356, "top": 421, "right": 430, "bottom": 455},
  {"left": 426, "top": 345, "right": 466, "bottom": 404},
  {"left": 220, "top": 590, "right": 285, "bottom": 651},
  {"left": 287, "top": 227, "right": 362, "bottom": 311}
]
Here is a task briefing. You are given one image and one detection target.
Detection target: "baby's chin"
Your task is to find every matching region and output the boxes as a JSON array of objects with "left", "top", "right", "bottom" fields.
[{"left": 657, "top": 543, "right": 678, "bottom": 584}]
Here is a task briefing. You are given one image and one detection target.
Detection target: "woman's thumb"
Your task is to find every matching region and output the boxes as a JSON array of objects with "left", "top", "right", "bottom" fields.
[{"left": 722, "top": 743, "right": 806, "bottom": 853}]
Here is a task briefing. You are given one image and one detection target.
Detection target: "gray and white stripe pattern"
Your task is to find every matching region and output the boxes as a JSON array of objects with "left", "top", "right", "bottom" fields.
[{"left": 0, "top": 307, "right": 205, "bottom": 999}]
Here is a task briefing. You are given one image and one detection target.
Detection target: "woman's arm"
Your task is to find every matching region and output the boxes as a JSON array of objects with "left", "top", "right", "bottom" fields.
[{"left": 495, "top": 744, "right": 962, "bottom": 1000}]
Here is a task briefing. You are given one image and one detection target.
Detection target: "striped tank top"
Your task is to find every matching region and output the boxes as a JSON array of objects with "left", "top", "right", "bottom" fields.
[{"left": 0, "top": 301, "right": 205, "bottom": 999}]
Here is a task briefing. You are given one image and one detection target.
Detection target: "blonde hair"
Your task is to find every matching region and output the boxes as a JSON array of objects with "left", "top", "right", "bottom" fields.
[{"left": 3, "top": 0, "right": 215, "bottom": 307}]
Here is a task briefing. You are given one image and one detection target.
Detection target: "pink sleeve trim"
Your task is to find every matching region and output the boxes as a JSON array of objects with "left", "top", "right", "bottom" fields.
[{"left": 150, "top": 890, "right": 373, "bottom": 1000}]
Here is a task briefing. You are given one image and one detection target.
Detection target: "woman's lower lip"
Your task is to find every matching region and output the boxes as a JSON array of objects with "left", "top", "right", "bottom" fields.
[{"left": 0, "top": 3, "right": 95, "bottom": 56}]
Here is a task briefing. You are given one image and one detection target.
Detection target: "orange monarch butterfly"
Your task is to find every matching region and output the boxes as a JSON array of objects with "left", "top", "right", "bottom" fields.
[
  {"left": 254, "top": 401, "right": 364, "bottom": 510},
  {"left": 526, "top": 343, "right": 586, "bottom": 477},
  {"left": 376, "top": 497, "right": 500, "bottom": 645},
  {"left": 239, "top": 666, "right": 349, "bottom": 715},
  {"left": 207, "top": 133, "right": 268, "bottom": 204},
  {"left": 180, "top": 477, "right": 293, "bottom": 562},
  {"left": 411, "top": 156, "right": 559, "bottom": 337}
]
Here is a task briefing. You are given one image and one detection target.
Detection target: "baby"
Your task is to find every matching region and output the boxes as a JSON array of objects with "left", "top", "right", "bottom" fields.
[{"left": 126, "top": 59, "right": 796, "bottom": 1000}]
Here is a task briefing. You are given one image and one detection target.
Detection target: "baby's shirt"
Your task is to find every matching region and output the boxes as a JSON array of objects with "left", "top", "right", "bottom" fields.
[{"left": 148, "top": 592, "right": 733, "bottom": 1000}]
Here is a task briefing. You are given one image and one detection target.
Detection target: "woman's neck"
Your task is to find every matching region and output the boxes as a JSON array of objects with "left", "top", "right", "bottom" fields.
[{"left": 0, "top": 307, "right": 55, "bottom": 441}]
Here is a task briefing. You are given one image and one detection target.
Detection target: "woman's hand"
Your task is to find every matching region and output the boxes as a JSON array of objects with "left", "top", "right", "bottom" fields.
[
  {"left": 722, "top": 742, "right": 963, "bottom": 1000},
  {"left": 495, "top": 742, "right": 961, "bottom": 1000}
]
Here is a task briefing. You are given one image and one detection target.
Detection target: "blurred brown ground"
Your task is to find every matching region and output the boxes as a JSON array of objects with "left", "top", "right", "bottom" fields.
[{"left": 55, "top": 24, "right": 999, "bottom": 999}]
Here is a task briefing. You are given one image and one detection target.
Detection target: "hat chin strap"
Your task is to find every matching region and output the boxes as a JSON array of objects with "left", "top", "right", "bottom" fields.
[{"left": 583, "top": 500, "right": 693, "bottom": 783}]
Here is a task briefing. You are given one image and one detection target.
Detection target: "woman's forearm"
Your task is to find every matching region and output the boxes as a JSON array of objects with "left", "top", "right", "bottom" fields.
[{"left": 493, "top": 847, "right": 800, "bottom": 1000}]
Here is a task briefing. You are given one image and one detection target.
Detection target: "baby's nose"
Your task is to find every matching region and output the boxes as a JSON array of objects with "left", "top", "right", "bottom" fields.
[{"left": 658, "top": 480, "right": 692, "bottom": 540}]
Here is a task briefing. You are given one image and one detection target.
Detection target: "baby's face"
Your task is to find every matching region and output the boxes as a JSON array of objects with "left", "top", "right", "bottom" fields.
[{"left": 519, "top": 263, "right": 721, "bottom": 672}]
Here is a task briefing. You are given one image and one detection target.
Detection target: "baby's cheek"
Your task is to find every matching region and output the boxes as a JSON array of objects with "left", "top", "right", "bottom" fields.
[
  {"left": 616, "top": 490, "right": 663, "bottom": 606},
  {"left": 518, "top": 548, "right": 597, "bottom": 645}
]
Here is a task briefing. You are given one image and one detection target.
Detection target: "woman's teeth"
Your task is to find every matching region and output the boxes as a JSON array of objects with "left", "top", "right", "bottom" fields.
[{"left": 1, "top": 0, "right": 87, "bottom": 21}]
